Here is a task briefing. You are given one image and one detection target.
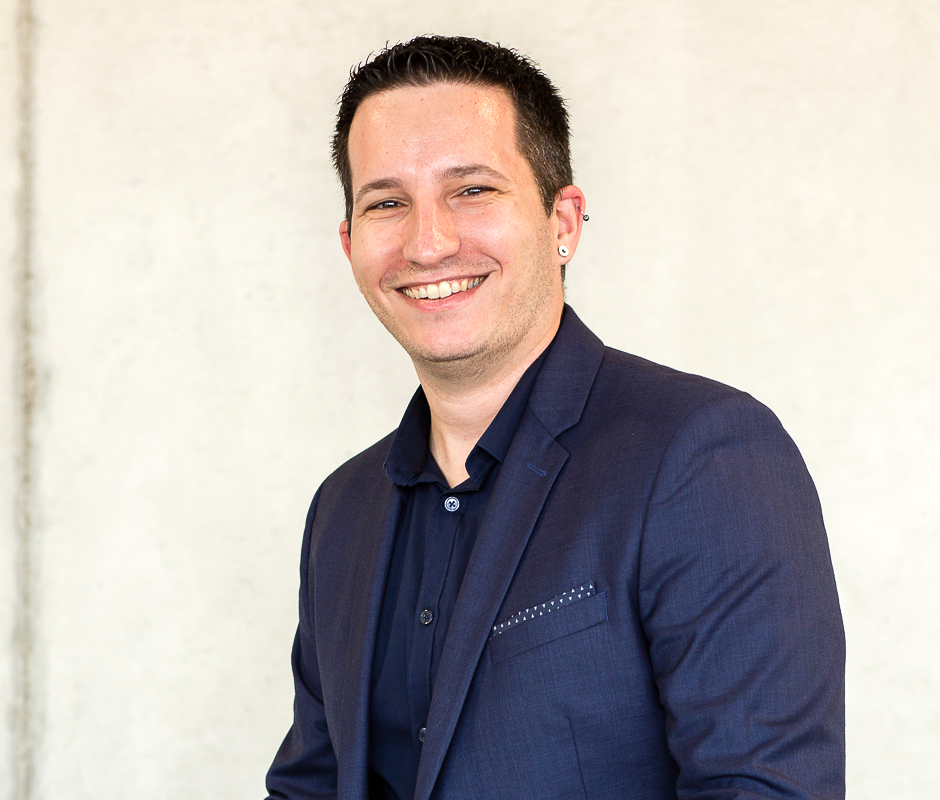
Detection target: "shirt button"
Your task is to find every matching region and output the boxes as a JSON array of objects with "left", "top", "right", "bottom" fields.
[
  {"left": 418, "top": 727, "right": 426, "bottom": 743},
  {"left": 444, "top": 496, "right": 460, "bottom": 512},
  {"left": 419, "top": 609, "right": 434, "bottom": 625}
]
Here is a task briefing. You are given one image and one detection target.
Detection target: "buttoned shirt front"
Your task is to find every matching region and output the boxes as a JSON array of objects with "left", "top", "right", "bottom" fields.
[{"left": 368, "top": 347, "right": 551, "bottom": 800}]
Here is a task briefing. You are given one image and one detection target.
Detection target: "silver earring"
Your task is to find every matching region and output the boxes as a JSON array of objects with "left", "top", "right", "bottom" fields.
[{"left": 558, "top": 245, "right": 570, "bottom": 257}]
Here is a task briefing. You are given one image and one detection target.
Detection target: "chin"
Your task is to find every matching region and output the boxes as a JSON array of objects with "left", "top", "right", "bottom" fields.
[
  {"left": 392, "top": 321, "right": 486, "bottom": 362},
  {"left": 405, "top": 341, "right": 484, "bottom": 366},
  {"left": 395, "top": 329, "right": 488, "bottom": 365}
]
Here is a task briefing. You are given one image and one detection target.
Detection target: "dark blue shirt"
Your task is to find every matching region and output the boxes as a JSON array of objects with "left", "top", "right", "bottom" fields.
[{"left": 368, "top": 348, "right": 550, "bottom": 800}]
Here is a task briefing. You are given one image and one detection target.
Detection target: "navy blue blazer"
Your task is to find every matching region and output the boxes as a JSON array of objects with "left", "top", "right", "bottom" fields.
[{"left": 266, "top": 307, "right": 845, "bottom": 800}]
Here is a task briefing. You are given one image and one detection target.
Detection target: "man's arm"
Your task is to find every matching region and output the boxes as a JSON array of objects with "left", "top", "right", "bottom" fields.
[
  {"left": 639, "top": 393, "right": 845, "bottom": 799},
  {"left": 266, "top": 489, "right": 339, "bottom": 800}
]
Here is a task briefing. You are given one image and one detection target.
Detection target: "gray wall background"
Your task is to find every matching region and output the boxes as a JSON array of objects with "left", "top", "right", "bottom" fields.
[{"left": 2, "top": 1, "right": 938, "bottom": 798}]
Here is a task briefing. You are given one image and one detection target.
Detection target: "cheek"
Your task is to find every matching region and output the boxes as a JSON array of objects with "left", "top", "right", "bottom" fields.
[
  {"left": 351, "top": 261, "right": 388, "bottom": 300},
  {"left": 349, "top": 231, "right": 397, "bottom": 286},
  {"left": 351, "top": 223, "right": 402, "bottom": 263},
  {"left": 457, "top": 212, "right": 513, "bottom": 257},
  {"left": 347, "top": 245, "right": 380, "bottom": 293}
]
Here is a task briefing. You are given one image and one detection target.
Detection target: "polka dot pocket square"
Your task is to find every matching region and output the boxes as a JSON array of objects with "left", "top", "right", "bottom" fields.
[{"left": 488, "top": 582, "right": 608, "bottom": 665}]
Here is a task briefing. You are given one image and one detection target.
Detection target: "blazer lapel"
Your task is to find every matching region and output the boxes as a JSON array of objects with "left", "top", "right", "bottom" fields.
[
  {"left": 414, "top": 414, "right": 569, "bottom": 800},
  {"left": 328, "top": 474, "right": 403, "bottom": 800},
  {"left": 413, "top": 306, "right": 606, "bottom": 800}
]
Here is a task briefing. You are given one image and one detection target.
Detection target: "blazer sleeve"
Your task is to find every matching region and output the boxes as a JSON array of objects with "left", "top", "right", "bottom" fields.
[
  {"left": 265, "top": 489, "right": 339, "bottom": 800},
  {"left": 638, "top": 393, "right": 845, "bottom": 800}
]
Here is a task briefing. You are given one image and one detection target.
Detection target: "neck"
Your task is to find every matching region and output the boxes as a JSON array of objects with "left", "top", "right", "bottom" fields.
[{"left": 415, "top": 316, "right": 560, "bottom": 488}]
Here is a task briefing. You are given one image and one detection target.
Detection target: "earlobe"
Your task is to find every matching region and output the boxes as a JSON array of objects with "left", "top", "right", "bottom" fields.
[
  {"left": 339, "top": 219, "right": 353, "bottom": 262},
  {"left": 554, "top": 185, "right": 586, "bottom": 260},
  {"left": 339, "top": 219, "right": 366, "bottom": 295}
]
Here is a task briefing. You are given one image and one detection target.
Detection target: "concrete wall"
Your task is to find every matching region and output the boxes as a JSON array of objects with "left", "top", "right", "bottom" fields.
[
  {"left": 2, "top": 1, "right": 937, "bottom": 798},
  {"left": 2, "top": 1, "right": 26, "bottom": 798}
]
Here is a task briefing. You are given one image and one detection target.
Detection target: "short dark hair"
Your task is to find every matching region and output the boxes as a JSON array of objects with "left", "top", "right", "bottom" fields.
[{"left": 332, "top": 35, "right": 573, "bottom": 224}]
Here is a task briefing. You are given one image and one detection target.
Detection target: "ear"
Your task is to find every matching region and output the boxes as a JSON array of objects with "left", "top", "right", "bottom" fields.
[
  {"left": 553, "top": 185, "right": 586, "bottom": 264},
  {"left": 339, "top": 219, "right": 353, "bottom": 263}
]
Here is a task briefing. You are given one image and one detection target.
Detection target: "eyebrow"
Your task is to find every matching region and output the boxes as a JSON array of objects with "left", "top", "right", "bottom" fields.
[
  {"left": 354, "top": 178, "right": 403, "bottom": 208},
  {"left": 440, "top": 164, "right": 508, "bottom": 183},
  {"left": 353, "top": 164, "right": 510, "bottom": 208}
]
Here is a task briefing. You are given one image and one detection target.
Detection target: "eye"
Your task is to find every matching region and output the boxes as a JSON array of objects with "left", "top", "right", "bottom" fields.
[
  {"left": 367, "top": 199, "right": 402, "bottom": 211},
  {"left": 460, "top": 185, "right": 494, "bottom": 197}
]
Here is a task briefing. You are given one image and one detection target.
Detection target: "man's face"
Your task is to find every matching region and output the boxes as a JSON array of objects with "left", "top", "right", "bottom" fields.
[{"left": 340, "top": 82, "right": 578, "bottom": 376}]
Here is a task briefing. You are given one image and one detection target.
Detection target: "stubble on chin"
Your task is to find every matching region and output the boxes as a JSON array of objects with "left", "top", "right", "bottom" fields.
[
  {"left": 364, "top": 239, "right": 562, "bottom": 385},
  {"left": 412, "top": 282, "right": 560, "bottom": 386}
]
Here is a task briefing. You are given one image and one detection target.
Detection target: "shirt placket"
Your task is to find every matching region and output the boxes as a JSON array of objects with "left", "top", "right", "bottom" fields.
[{"left": 407, "top": 487, "right": 467, "bottom": 746}]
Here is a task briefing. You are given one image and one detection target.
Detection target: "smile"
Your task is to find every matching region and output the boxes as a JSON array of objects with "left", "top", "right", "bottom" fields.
[{"left": 400, "top": 276, "right": 485, "bottom": 300}]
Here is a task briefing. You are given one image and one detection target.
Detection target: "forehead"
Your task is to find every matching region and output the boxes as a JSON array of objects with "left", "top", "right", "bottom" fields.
[{"left": 346, "top": 82, "right": 526, "bottom": 190}]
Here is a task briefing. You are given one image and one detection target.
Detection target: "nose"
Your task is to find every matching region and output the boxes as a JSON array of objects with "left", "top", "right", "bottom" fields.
[{"left": 401, "top": 200, "right": 460, "bottom": 267}]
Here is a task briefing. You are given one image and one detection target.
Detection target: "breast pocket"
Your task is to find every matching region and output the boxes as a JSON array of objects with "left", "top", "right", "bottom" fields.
[{"left": 489, "top": 591, "right": 608, "bottom": 665}]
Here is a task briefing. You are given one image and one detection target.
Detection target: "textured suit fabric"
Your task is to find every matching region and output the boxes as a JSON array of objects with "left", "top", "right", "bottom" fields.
[
  {"left": 265, "top": 307, "right": 845, "bottom": 800},
  {"left": 371, "top": 349, "right": 546, "bottom": 800}
]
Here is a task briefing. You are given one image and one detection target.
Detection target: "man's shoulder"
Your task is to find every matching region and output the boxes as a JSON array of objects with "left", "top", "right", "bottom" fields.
[
  {"left": 597, "top": 345, "right": 748, "bottom": 410},
  {"left": 319, "top": 430, "right": 396, "bottom": 496},
  {"left": 580, "top": 344, "right": 784, "bottom": 447},
  {"left": 298, "top": 432, "right": 399, "bottom": 549},
  {"left": 540, "top": 307, "right": 776, "bottom": 441}
]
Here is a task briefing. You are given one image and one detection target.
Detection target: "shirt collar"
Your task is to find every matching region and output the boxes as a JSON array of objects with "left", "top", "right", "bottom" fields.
[
  {"left": 384, "top": 338, "right": 555, "bottom": 488},
  {"left": 384, "top": 388, "right": 433, "bottom": 487}
]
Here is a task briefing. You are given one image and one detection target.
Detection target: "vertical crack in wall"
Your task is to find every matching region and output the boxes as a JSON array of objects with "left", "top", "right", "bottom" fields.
[{"left": 13, "top": 0, "right": 36, "bottom": 798}]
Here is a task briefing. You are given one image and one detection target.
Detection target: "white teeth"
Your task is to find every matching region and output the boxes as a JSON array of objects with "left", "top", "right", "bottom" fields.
[{"left": 402, "top": 276, "right": 484, "bottom": 300}]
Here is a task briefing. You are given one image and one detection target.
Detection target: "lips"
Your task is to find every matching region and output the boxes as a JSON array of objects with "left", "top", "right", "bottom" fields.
[{"left": 401, "top": 276, "right": 485, "bottom": 300}]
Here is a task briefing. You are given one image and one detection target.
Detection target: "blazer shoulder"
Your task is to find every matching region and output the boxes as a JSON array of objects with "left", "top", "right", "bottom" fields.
[
  {"left": 582, "top": 347, "right": 808, "bottom": 498},
  {"left": 311, "top": 430, "right": 397, "bottom": 513},
  {"left": 594, "top": 345, "right": 761, "bottom": 426}
]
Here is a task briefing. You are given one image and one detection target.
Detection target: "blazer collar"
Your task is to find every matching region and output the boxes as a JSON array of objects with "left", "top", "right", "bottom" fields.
[{"left": 527, "top": 304, "right": 606, "bottom": 438}]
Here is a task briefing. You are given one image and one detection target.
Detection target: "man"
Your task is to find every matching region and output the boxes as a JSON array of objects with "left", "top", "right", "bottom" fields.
[{"left": 266, "top": 36, "right": 844, "bottom": 800}]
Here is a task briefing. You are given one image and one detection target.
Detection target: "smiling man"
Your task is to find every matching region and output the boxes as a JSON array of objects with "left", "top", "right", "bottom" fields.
[{"left": 265, "top": 36, "right": 845, "bottom": 800}]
